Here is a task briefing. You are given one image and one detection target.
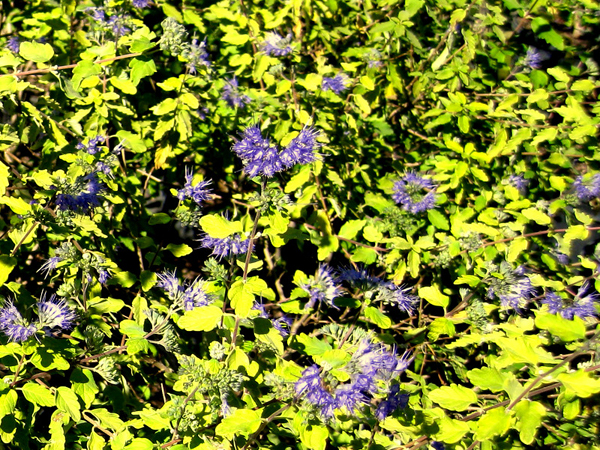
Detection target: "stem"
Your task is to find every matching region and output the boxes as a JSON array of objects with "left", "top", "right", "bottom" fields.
[
  {"left": 240, "top": 404, "right": 291, "bottom": 450},
  {"left": 243, "top": 179, "right": 266, "bottom": 282},
  {"left": 10, "top": 221, "right": 39, "bottom": 256},
  {"left": 0, "top": 52, "right": 142, "bottom": 78},
  {"left": 9, "top": 353, "right": 26, "bottom": 387}
]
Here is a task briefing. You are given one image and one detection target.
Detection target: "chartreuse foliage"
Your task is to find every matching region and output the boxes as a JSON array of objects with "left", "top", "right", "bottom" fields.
[{"left": 0, "top": 0, "right": 599, "bottom": 448}]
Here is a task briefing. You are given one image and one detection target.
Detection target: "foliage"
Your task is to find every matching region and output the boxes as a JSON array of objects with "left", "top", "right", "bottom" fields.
[{"left": 0, "top": 0, "right": 599, "bottom": 448}]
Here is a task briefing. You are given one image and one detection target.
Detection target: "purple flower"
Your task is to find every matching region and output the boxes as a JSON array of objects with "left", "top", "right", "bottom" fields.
[
  {"left": 295, "top": 365, "right": 336, "bottom": 418},
  {"left": 252, "top": 303, "right": 268, "bottom": 318},
  {"left": 280, "top": 126, "right": 322, "bottom": 168},
  {"left": 524, "top": 47, "right": 547, "bottom": 70},
  {"left": 108, "top": 14, "right": 131, "bottom": 37},
  {"left": 349, "top": 340, "right": 413, "bottom": 383},
  {"left": 334, "top": 383, "right": 369, "bottom": 414},
  {"left": 375, "top": 384, "right": 409, "bottom": 421},
  {"left": 487, "top": 265, "right": 536, "bottom": 312},
  {"left": 56, "top": 172, "right": 105, "bottom": 213},
  {"left": 232, "top": 126, "right": 283, "bottom": 178},
  {"left": 0, "top": 302, "right": 37, "bottom": 342},
  {"left": 573, "top": 174, "right": 600, "bottom": 202},
  {"left": 272, "top": 315, "right": 293, "bottom": 337},
  {"left": 37, "top": 294, "right": 76, "bottom": 332},
  {"left": 88, "top": 7, "right": 106, "bottom": 23},
  {"left": 222, "top": 77, "right": 251, "bottom": 109},
  {"left": 183, "top": 39, "right": 210, "bottom": 74},
  {"left": 39, "top": 256, "right": 62, "bottom": 278},
  {"left": 508, "top": 174, "right": 529, "bottom": 193},
  {"left": 133, "top": 0, "right": 151, "bottom": 7},
  {"left": 337, "top": 267, "right": 383, "bottom": 290},
  {"left": 156, "top": 270, "right": 214, "bottom": 311},
  {"left": 392, "top": 172, "right": 437, "bottom": 213},
  {"left": 376, "top": 283, "right": 419, "bottom": 315},
  {"left": 77, "top": 135, "right": 105, "bottom": 155},
  {"left": 300, "top": 265, "right": 342, "bottom": 309},
  {"left": 98, "top": 270, "right": 111, "bottom": 284},
  {"left": 322, "top": 74, "right": 349, "bottom": 94},
  {"left": 542, "top": 285, "right": 598, "bottom": 320},
  {"left": 199, "top": 234, "right": 250, "bottom": 259},
  {"left": 261, "top": 32, "right": 293, "bottom": 57},
  {"left": 7, "top": 36, "right": 20, "bottom": 53},
  {"left": 177, "top": 168, "right": 212, "bottom": 205}
]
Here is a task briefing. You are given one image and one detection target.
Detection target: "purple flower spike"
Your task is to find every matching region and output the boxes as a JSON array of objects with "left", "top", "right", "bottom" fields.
[
  {"left": 222, "top": 77, "right": 251, "bottom": 109},
  {"left": 261, "top": 32, "right": 293, "bottom": 57},
  {"left": 199, "top": 234, "right": 250, "bottom": 259},
  {"left": 573, "top": 174, "right": 600, "bottom": 202},
  {"left": 322, "top": 74, "right": 349, "bottom": 94},
  {"left": 280, "top": 127, "right": 322, "bottom": 168},
  {"left": 375, "top": 384, "right": 409, "bottom": 421},
  {"left": 37, "top": 294, "right": 76, "bottom": 332},
  {"left": 542, "top": 284, "right": 599, "bottom": 320},
  {"left": 7, "top": 36, "right": 20, "bottom": 53},
  {"left": 0, "top": 302, "right": 37, "bottom": 342},
  {"left": 392, "top": 172, "right": 437, "bottom": 213},
  {"left": 177, "top": 168, "right": 212, "bottom": 205},
  {"left": 300, "top": 265, "right": 342, "bottom": 309}
]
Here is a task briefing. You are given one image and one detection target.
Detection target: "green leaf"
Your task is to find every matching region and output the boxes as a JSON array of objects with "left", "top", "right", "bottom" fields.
[
  {"left": 0, "top": 256, "right": 17, "bottom": 287},
  {"left": 112, "top": 271, "right": 137, "bottom": 288},
  {"left": 88, "top": 408, "right": 125, "bottom": 431},
  {"left": 557, "top": 369, "right": 600, "bottom": 398},
  {"left": 507, "top": 237, "right": 528, "bottom": 262},
  {"left": 514, "top": 400, "right": 546, "bottom": 445},
  {"left": 534, "top": 311, "right": 585, "bottom": 341},
  {"left": 429, "top": 384, "right": 478, "bottom": 411},
  {"left": 166, "top": 243, "right": 193, "bottom": 257},
  {"left": 71, "top": 368, "right": 99, "bottom": 409},
  {"left": 300, "top": 424, "right": 328, "bottom": 450},
  {"left": 427, "top": 317, "right": 455, "bottom": 341},
  {"left": 129, "top": 58, "right": 157, "bottom": 85},
  {"left": 433, "top": 415, "right": 470, "bottom": 443},
  {"left": 123, "top": 438, "right": 154, "bottom": 450},
  {"left": 364, "top": 306, "right": 392, "bottom": 329},
  {"left": 120, "top": 320, "right": 146, "bottom": 338},
  {"left": 140, "top": 271, "right": 157, "bottom": 292},
  {"left": 132, "top": 408, "right": 171, "bottom": 431},
  {"left": 427, "top": 209, "right": 449, "bottom": 230},
  {"left": 521, "top": 208, "right": 550, "bottom": 225},
  {"left": 354, "top": 94, "right": 371, "bottom": 116},
  {"left": 56, "top": 386, "right": 81, "bottom": 422},
  {"left": 19, "top": 42, "right": 54, "bottom": 63},
  {"left": 215, "top": 408, "right": 262, "bottom": 439},
  {"left": 474, "top": 406, "right": 512, "bottom": 441},
  {"left": 178, "top": 305, "right": 223, "bottom": 331},
  {"left": 22, "top": 383, "right": 55, "bottom": 407},
  {"left": 149, "top": 213, "right": 170, "bottom": 225},
  {"left": 116, "top": 130, "right": 147, "bottom": 153},
  {"left": 469, "top": 367, "right": 512, "bottom": 392},
  {"left": 418, "top": 285, "right": 449, "bottom": 308},
  {"left": 360, "top": 75, "right": 375, "bottom": 90},
  {"left": 296, "top": 334, "right": 332, "bottom": 356},
  {"left": 338, "top": 219, "right": 366, "bottom": 239},
  {"left": 199, "top": 215, "right": 241, "bottom": 238}
]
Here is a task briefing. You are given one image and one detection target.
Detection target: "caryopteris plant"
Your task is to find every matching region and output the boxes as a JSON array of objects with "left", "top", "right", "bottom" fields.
[{"left": 0, "top": 0, "right": 599, "bottom": 448}]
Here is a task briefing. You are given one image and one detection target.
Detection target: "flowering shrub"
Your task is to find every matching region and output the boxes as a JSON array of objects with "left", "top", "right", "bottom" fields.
[{"left": 0, "top": 0, "right": 599, "bottom": 449}]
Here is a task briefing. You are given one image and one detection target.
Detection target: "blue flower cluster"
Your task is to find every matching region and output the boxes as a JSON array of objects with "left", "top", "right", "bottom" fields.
[
  {"left": 337, "top": 267, "right": 419, "bottom": 315},
  {"left": 199, "top": 234, "right": 250, "bottom": 259},
  {"left": 132, "top": 0, "right": 151, "bottom": 7},
  {"left": 177, "top": 168, "right": 212, "bottom": 205},
  {"left": 295, "top": 339, "right": 412, "bottom": 420},
  {"left": 182, "top": 38, "right": 211, "bottom": 75},
  {"left": 76, "top": 135, "right": 105, "bottom": 155},
  {"left": 261, "top": 32, "right": 294, "bottom": 57},
  {"left": 157, "top": 270, "right": 214, "bottom": 311},
  {"left": 573, "top": 173, "right": 600, "bottom": 202},
  {"left": 508, "top": 174, "right": 529, "bottom": 193},
  {"left": 524, "top": 46, "right": 548, "bottom": 70},
  {"left": 222, "top": 77, "right": 251, "bottom": 109},
  {"left": 7, "top": 36, "right": 20, "bottom": 53},
  {"left": 56, "top": 172, "right": 106, "bottom": 213},
  {"left": 322, "top": 74, "right": 349, "bottom": 94},
  {"left": 300, "top": 265, "right": 343, "bottom": 309},
  {"left": 232, "top": 125, "right": 322, "bottom": 178},
  {"left": 392, "top": 172, "right": 437, "bottom": 213},
  {"left": 486, "top": 264, "right": 536, "bottom": 312},
  {"left": 542, "top": 284, "right": 599, "bottom": 320},
  {"left": 0, "top": 295, "right": 76, "bottom": 343}
]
